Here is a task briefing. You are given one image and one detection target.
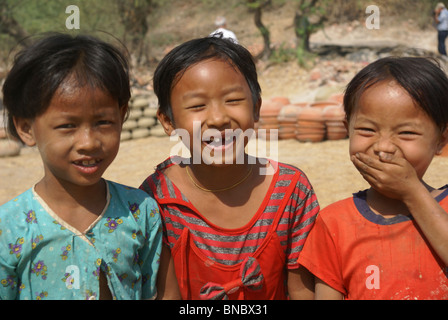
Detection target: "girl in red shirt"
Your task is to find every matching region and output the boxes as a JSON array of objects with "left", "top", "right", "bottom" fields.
[{"left": 140, "top": 36, "right": 319, "bottom": 300}]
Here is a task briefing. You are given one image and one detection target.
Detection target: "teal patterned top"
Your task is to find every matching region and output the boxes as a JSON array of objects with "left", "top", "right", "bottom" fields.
[{"left": 0, "top": 180, "right": 162, "bottom": 300}]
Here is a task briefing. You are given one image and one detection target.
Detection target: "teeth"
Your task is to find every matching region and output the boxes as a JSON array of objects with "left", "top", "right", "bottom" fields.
[
  {"left": 75, "top": 159, "right": 98, "bottom": 166},
  {"left": 205, "top": 136, "right": 234, "bottom": 147}
]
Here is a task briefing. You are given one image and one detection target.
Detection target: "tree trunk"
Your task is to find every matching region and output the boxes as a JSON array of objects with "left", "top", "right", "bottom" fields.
[
  {"left": 254, "top": 3, "right": 271, "bottom": 60},
  {"left": 0, "top": 2, "right": 30, "bottom": 46}
]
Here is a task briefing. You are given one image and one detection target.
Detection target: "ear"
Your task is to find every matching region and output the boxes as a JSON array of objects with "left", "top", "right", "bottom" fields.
[
  {"left": 13, "top": 117, "right": 36, "bottom": 147},
  {"left": 436, "top": 127, "right": 448, "bottom": 155},
  {"left": 120, "top": 103, "right": 130, "bottom": 123},
  {"left": 343, "top": 119, "right": 350, "bottom": 136},
  {"left": 156, "top": 109, "right": 175, "bottom": 136},
  {"left": 253, "top": 97, "right": 262, "bottom": 122}
]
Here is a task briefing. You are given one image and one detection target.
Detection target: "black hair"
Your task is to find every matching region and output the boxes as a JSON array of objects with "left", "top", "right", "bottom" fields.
[
  {"left": 344, "top": 56, "right": 448, "bottom": 133},
  {"left": 153, "top": 36, "right": 261, "bottom": 121},
  {"left": 2, "top": 32, "right": 131, "bottom": 141}
]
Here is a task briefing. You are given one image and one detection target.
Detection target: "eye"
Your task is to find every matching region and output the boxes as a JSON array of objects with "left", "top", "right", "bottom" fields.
[
  {"left": 226, "top": 98, "right": 245, "bottom": 104},
  {"left": 186, "top": 104, "right": 205, "bottom": 110},
  {"left": 399, "top": 131, "right": 419, "bottom": 139},
  {"left": 97, "top": 119, "right": 113, "bottom": 126},
  {"left": 55, "top": 123, "right": 76, "bottom": 130},
  {"left": 355, "top": 127, "right": 375, "bottom": 135}
]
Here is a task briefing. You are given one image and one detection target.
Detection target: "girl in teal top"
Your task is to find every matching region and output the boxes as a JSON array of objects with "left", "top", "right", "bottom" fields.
[{"left": 0, "top": 33, "right": 162, "bottom": 300}]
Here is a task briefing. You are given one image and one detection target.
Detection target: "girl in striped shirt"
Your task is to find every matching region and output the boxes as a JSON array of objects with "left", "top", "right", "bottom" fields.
[{"left": 140, "top": 36, "right": 319, "bottom": 300}]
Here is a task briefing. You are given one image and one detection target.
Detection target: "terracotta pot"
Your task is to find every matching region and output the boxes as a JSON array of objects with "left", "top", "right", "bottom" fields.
[
  {"left": 322, "top": 105, "right": 345, "bottom": 121},
  {"left": 297, "top": 120, "right": 326, "bottom": 128},
  {"left": 259, "top": 115, "right": 279, "bottom": 125},
  {"left": 260, "top": 100, "right": 283, "bottom": 117},
  {"left": 279, "top": 126, "right": 297, "bottom": 134},
  {"left": 329, "top": 93, "right": 344, "bottom": 104},
  {"left": 310, "top": 101, "right": 340, "bottom": 109},
  {"left": 296, "top": 132, "right": 325, "bottom": 143},
  {"left": 327, "top": 131, "right": 348, "bottom": 140},
  {"left": 296, "top": 127, "right": 326, "bottom": 134},
  {"left": 297, "top": 107, "right": 324, "bottom": 121},
  {"left": 278, "top": 104, "right": 305, "bottom": 120},
  {"left": 258, "top": 123, "right": 279, "bottom": 130},
  {"left": 293, "top": 102, "right": 310, "bottom": 108},
  {"left": 270, "top": 96, "right": 290, "bottom": 106},
  {"left": 279, "top": 132, "right": 296, "bottom": 140}
]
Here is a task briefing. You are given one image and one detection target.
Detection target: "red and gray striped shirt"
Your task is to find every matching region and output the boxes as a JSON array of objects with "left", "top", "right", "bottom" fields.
[{"left": 139, "top": 158, "right": 319, "bottom": 269}]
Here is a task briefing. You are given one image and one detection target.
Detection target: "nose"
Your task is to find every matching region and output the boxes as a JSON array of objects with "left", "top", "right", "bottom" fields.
[
  {"left": 205, "top": 102, "right": 231, "bottom": 129},
  {"left": 76, "top": 127, "right": 100, "bottom": 152},
  {"left": 373, "top": 135, "right": 398, "bottom": 157}
]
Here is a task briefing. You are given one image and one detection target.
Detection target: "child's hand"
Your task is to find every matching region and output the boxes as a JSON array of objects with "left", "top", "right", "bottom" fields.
[{"left": 351, "top": 151, "right": 420, "bottom": 202}]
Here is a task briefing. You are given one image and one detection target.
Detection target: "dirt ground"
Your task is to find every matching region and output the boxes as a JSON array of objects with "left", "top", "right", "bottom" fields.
[{"left": 1, "top": 19, "right": 448, "bottom": 208}]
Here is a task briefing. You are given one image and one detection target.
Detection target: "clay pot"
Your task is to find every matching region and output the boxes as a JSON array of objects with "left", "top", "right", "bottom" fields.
[
  {"left": 297, "top": 107, "right": 324, "bottom": 121},
  {"left": 294, "top": 107, "right": 326, "bottom": 142},
  {"left": 260, "top": 99, "right": 283, "bottom": 117},
  {"left": 322, "top": 105, "right": 345, "bottom": 120},
  {"left": 270, "top": 96, "right": 290, "bottom": 106},
  {"left": 278, "top": 104, "right": 305, "bottom": 119},
  {"left": 296, "top": 132, "right": 325, "bottom": 143},
  {"left": 259, "top": 115, "right": 279, "bottom": 125},
  {"left": 310, "top": 101, "right": 341, "bottom": 109},
  {"left": 328, "top": 93, "right": 344, "bottom": 104},
  {"left": 278, "top": 124, "right": 297, "bottom": 140},
  {"left": 323, "top": 105, "right": 347, "bottom": 140}
]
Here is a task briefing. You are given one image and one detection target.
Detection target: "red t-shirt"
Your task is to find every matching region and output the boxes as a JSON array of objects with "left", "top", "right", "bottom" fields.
[
  {"left": 298, "top": 188, "right": 448, "bottom": 300},
  {"left": 140, "top": 157, "right": 319, "bottom": 268}
]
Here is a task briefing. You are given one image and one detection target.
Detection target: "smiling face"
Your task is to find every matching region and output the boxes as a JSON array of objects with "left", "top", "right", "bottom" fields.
[
  {"left": 347, "top": 80, "right": 447, "bottom": 180},
  {"left": 160, "top": 58, "right": 260, "bottom": 165},
  {"left": 15, "top": 81, "right": 127, "bottom": 189}
]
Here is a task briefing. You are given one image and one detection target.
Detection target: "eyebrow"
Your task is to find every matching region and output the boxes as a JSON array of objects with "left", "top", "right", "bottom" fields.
[
  {"left": 354, "top": 116, "right": 421, "bottom": 128},
  {"left": 182, "top": 85, "right": 246, "bottom": 100}
]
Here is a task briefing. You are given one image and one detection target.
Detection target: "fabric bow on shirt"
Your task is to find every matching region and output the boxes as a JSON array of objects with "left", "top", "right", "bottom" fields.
[{"left": 199, "top": 257, "right": 264, "bottom": 300}]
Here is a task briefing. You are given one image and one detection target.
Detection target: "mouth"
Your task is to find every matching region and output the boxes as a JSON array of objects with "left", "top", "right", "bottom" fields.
[
  {"left": 203, "top": 134, "right": 235, "bottom": 150},
  {"left": 73, "top": 158, "right": 102, "bottom": 167}
]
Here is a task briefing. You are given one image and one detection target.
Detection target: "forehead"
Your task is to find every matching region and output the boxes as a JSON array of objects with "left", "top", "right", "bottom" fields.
[
  {"left": 351, "top": 81, "right": 437, "bottom": 127},
  {"left": 175, "top": 58, "right": 244, "bottom": 85}
]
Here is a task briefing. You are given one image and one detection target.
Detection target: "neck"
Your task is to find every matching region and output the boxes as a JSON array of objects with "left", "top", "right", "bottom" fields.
[
  {"left": 35, "top": 177, "right": 107, "bottom": 213},
  {"left": 186, "top": 153, "right": 258, "bottom": 192},
  {"left": 366, "top": 181, "right": 436, "bottom": 217}
]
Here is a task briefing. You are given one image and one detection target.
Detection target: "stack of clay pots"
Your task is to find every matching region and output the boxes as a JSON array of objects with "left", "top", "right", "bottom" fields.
[
  {"left": 120, "top": 91, "right": 166, "bottom": 141},
  {"left": 256, "top": 96, "right": 348, "bottom": 143},
  {"left": 257, "top": 97, "right": 289, "bottom": 140},
  {"left": 277, "top": 103, "right": 307, "bottom": 140},
  {"left": 323, "top": 104, "right": 348, "bottom": 140},
  {"left": 296, "top": 107, "right": 326, "bottom": 142}
]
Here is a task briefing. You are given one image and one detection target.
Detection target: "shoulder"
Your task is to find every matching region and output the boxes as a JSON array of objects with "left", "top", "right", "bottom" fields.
[
  {"left": 0, "top": 189, "right": 36, "bottom": 249},
  {"left": 317, "top": 194, "right": 360, "bottom": 227},
  {"left": 106, "top": 180, "right": 160, "bottom": 215},
  {"left": 0, "top": 188, "right": 35, "bottom": 219},
  {"left": 274, "top": 161, "right": 315, "bottom": 192},
  {"left": 139, "top": 157, "right": 175, "bottom": 194},
  {"left": 107, "top": 180, "right": 150, "bottom": 200}
]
